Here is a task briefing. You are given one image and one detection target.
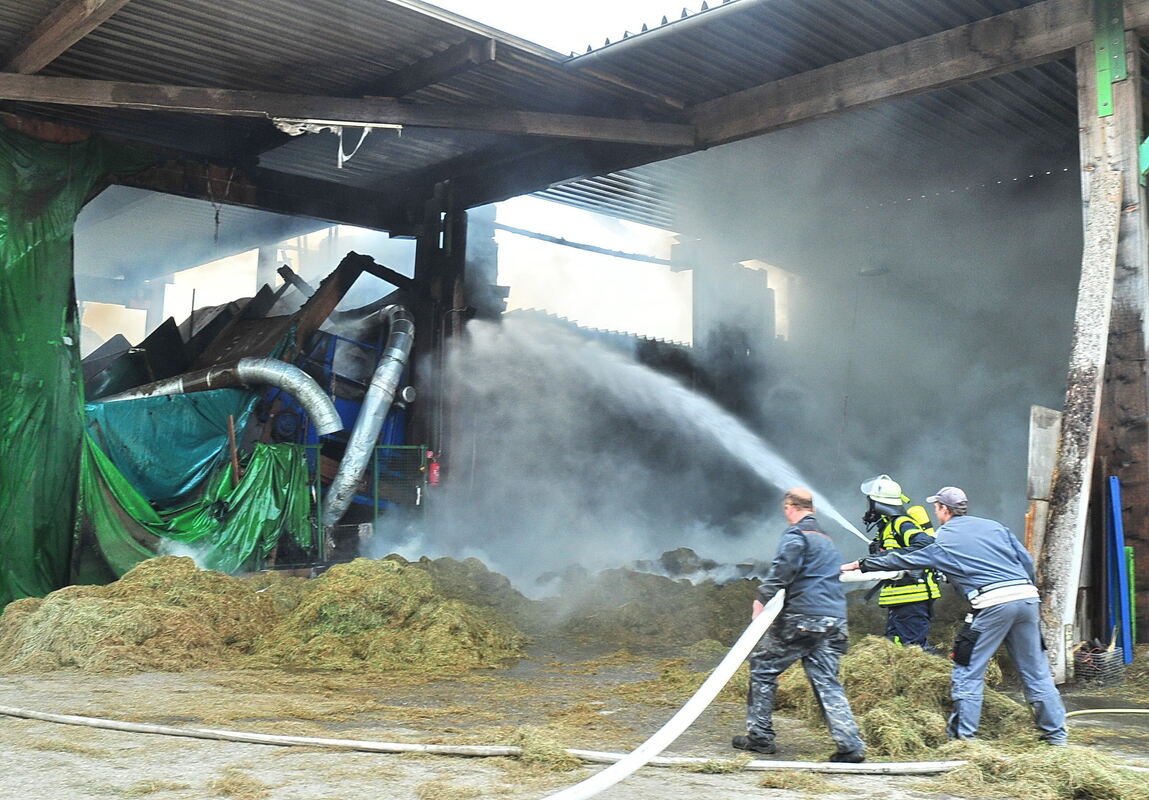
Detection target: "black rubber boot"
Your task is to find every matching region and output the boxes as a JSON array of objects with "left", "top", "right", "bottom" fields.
[
  {"left": 731, "top": 734, "right": 776, "bottom": 755},
  {"left": 829, "top": 749, "right": 866, "bottom": 763}
]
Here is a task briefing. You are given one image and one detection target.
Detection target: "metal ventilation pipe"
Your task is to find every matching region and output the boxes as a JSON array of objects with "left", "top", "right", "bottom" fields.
[
  {"left": 96, "top": 357, "right": 343, "bottom": 436},
  {"left": 321, "top": 305, "right": 415, "bottom": 527}
]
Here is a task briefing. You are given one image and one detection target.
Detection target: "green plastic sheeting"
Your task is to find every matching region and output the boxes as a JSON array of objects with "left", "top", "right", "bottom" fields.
[
  {"left": 0, "top": 126, "right": 150, "bottom": 605},
  {"left": 80, "top": 435, "right": 314, "bottom": 576},
  {"left": 85, "top": 389, "right": 257, "bottom": 505}
]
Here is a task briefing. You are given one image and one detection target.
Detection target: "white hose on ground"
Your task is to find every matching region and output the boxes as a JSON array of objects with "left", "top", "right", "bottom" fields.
[
  {"left": 538, "top": 589, "right": 786, "bottom": 800},
  {"left": 1, "top": 701, "right": 1145, "bottom": 777},
  {"left": 1066, "top": 708, "right": 1149, "bottom": 717},
  {"left": 0, "top": 700, "right": 958, "bottom": 772}
]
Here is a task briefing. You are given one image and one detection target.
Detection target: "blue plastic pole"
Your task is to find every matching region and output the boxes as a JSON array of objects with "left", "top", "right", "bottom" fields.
[{"left": 1108, "top": 476, "right": 1134, "bottom": 664}]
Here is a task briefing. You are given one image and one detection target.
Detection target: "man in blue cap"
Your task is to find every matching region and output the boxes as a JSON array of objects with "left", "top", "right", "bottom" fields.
[{"left": 841, "top": 486, "right": 1067, "bottom": 745}]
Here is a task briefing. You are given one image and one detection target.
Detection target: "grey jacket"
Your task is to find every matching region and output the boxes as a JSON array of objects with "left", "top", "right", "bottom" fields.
[
  {"left": 758, "top": 514, "right": 848, "bottom": 618},
  {"left": 860, "top": 514, "right": 1035, "bottom": 598}
]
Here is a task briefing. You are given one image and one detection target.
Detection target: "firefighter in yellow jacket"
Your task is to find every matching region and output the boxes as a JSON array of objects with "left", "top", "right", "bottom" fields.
[{"left": 860, "top": 475, "right": 941, "bottom": 649}]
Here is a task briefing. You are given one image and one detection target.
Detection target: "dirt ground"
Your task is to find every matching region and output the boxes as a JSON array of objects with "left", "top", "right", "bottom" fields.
[{"left": 2, "top": 643, "right": 1147, "bottom": 800}]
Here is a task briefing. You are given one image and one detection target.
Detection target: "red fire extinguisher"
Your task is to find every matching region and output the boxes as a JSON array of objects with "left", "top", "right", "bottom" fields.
[{"left": 427, "top": 450, "right": 441, "bottom": 487}]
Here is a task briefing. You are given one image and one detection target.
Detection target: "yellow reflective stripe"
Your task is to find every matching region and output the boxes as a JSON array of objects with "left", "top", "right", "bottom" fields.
[
  {"left": 878, "top": 580, "right": 942, "bottom": 604},
  {"left": 880, "top": 586, "right": 932, "bottom": 598}
]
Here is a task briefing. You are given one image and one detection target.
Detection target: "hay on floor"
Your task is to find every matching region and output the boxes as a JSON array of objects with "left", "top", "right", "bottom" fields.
[
  {"left": 0, "top": 557, "right": 526, "bottom": 674},
  {"left": 775, "top": 635, "right": 1030, "bottom": 757}
]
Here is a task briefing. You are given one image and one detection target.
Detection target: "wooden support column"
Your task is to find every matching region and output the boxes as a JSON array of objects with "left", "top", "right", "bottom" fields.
[
  {"left": 1040, "top": 167, "right": 1122, "bottom": 683},
  {"left": 410, "top": 190, "right": 446, "bottom": 454},
  {"left": 1080, "top": 31, "right": 1149, "bottom": 643}
]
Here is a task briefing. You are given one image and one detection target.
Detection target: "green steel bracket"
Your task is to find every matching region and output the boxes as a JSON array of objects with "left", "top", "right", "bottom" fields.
[{"left": 1095, "top": 0, "right": 1128, "bottom": 117}]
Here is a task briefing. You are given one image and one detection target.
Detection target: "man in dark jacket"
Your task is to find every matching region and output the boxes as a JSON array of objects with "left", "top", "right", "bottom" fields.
[{"left": 732, "top": 488, "right": 866, "bottom": 762}]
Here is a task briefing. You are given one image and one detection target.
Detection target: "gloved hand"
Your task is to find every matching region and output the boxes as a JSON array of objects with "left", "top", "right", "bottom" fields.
[{"left": 868, "top": 540, "right": 883, "bottom": 555}]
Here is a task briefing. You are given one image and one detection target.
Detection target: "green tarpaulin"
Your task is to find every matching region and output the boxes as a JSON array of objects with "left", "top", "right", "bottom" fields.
[
  {"left": 0, "top": 126, "right": 150, "bottom": 605},
  {"left": 80, "top": 436, "right": 314, "bottom": 576},
  {"left": 85, "top": 389, "right": 257, "bottom": 505}
]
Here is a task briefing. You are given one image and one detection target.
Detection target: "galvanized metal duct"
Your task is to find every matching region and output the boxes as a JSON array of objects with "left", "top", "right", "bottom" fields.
[
  {"left": 96, "top": 357, "right": 343, "bottom": 436},
  {"left": 321, "top": 304, "right": 415, "bottom": 527}
]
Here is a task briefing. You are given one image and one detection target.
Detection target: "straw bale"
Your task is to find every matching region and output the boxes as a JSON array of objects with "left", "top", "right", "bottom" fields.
[
  {"left": 249, "top": 558, "right": 527, "bottom": 672},
  {"left": 775, "top": 635, "right": 1029, "bottom": 757}
]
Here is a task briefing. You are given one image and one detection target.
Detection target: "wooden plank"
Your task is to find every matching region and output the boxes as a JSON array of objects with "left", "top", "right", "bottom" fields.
[
  {"left": 1038, "top": 168, "right": 1122, "bottom": 684},
  {"left": 1026, "top": 405, "right": 1062, "bottom": 557},
  {"left": 358, "top": 259, "right": 419, "bottom": 293},
  {"left": 1081, "top": 32, "right": 1149, "bottom": 644},
  {"left": 0, "top": 73, "right": 695, "bottom": 147},
  {"left": 369, "top": 38, "right": 496, "bottom": 98},
  {"left": 692, "top": 0, "right": 1149, "bottom": 146},
  {"left": 4, "top": 0, "right": 134, "bottom": 74}
]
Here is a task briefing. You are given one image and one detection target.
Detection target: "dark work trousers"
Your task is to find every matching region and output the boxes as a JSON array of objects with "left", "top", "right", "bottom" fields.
[
  {"left": 884, "top": 601, "right": 933, "bottom": 648},
  {"left": 746, "top": 613, "right": 864, "bottom": 754}
]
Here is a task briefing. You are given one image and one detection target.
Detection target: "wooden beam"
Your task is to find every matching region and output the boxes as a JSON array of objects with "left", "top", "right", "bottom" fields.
[
  {"left": 370, "top": 38, "right": 496, "bottom": 98},
  {"left": 1080, "top": 32, "right": 1149, "bottom": 644},
  {"left": 112, "top": 160, "right": 404, "bottom": 231},
  {"left": 1039, "top": 168, "right": 1123, "bottom": 684},
  {"left": 250, "top": 38, "right": 497, "bottom": 157},
  {"left": 0, "top": 73, "right": 695, "bottom": 147},
  {"left": 358, "top": 259, "right": 419, "bottom": 293},
  {"left": 691, "top": 0, "right": 1149, "bottom": 146},
  {"left": 4, "top": 0, "right": 134, "bottom": 74}
]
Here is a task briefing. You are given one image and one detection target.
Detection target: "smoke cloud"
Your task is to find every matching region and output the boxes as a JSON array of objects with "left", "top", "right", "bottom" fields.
[
  {"left": 669, "top": 105, "right": 1081, "bottom": 535},
  {"left": 372, "top": 93, "right": 1083, "bottom": 592},
  {"left": 366, "top": 316, "right": 866, "bottom": 593}
]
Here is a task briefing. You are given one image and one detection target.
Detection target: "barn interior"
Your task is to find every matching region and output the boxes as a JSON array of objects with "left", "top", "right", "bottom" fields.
[{"left": 0, "top": 0, "right": 1146, "bottom": 696}]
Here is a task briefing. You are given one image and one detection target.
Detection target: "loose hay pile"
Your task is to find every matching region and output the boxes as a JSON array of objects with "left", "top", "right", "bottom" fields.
[
  {"left": 0, "top": 558, "right": 288, "bottom": 672},
  {"left": 0, "top": 557, "right": 526, "bottom": 674},
  {"left": 251, "top": 558, "right": 526, "bottom": 671},
  {"left": 776, "top": 635, "right": 1031, "bottom": 757},
  {"left": 929, "top": 740, "right": 1149, "bottom": 800}
]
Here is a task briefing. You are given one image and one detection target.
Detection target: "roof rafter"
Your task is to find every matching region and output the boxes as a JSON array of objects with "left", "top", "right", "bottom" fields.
[
  {"left": 252, "top": 37, "right": 498, "bottom": 157},
  {"left": 111, "top": 160, "right": 406, "bottom": 231},
  {"left": 4, "top": 0, "right": 135, "bottom": 74},
  {"left": 0, "top": 73, "right": 695, "bottom": 147},
  {"left": 691, "top": 0, "right": 1149, "bottom": 146},
  {"left": 370, "top": 37, "right": 497, "bottom": 98}
]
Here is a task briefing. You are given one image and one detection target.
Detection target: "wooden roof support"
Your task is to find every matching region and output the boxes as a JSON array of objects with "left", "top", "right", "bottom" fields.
[
  {"left": 1041, "top": 28, "right": 1149, "bottom": 681},
  {"left": 369, "top": 38, "right": 496, "bottom": 99},
  {"left": 112, "top": 160, "right": 404, "bottom": 231},
  {"left": 0, "top": 73, "right": 695, "bottom": 147},
  {"left": 251, "top": 38, "right": 498, "bottom": 157},
  {"left": 4, "top": 0, "right": 135, "bottom": 74},
  {"left": 691, "top": 0, "right": 1149, "bottom": 147},
  {"left": 1076, "top": 31, "right": 1149, "bottom": 651}
]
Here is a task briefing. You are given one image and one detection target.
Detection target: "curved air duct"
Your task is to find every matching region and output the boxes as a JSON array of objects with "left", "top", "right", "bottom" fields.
[
  {"left": 322, "top": 304, "right": 415, "bottom": 527},
  {"left": 96, "top": 357, "right": 343, "bottom": 436}
]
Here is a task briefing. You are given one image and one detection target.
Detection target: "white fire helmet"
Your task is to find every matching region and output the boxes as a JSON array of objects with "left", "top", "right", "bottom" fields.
[{"left": 860, "top": 474, "right": 903, "bottom": 505}]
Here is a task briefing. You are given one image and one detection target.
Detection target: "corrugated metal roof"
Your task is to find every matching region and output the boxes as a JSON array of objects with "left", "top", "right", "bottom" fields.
[{"left": 0, "top": 0, "right": 1094, "bottom": 231}]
